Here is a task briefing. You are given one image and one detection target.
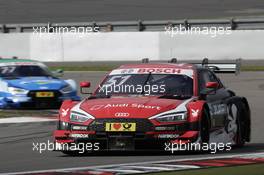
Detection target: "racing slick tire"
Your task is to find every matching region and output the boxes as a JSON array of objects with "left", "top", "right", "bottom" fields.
[
  {"left": 200, "top": 108, "right": 210, "bottom": 144},
  {"left": 226, "top": 99, "right": 247, "bottom": 147}
]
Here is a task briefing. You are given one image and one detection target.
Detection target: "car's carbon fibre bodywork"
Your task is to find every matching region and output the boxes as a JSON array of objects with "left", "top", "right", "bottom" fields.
[{"left": 53, "top": 62, "right": 250, "bottom": 153}]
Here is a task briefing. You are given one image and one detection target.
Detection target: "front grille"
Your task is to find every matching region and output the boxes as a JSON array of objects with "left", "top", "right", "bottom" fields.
[
  {"left": 88, "top": 118, "right": 154, "bottom": 132},
  {"left": 24, "top": 90, "right": 62, "bottom": 108}
]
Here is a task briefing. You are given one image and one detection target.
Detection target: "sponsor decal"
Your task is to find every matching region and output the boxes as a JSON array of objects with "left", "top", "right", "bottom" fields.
[
  {"left": 61, "top": 108, "right": 69, "bottom": 117},
  {"left": 110, "top": 68, "right": 193, "bottom": 78},
  {"left": 36, "top": 91, "right": 54, "bottom": 98},
  {"left": 121, "top": 69, "right": 135, "bottom": 74},
  {"left": 105, "top": 122, "right": 136, "bottom": 132},
  {"left": 89, "top": 104, "right": 105, "bottom": 110},
  {"left": 71, "top": 125, "right": 87, "bottom": 131},
  {"left": 70, "top": 134, "right": 89, "bottom": 138},
  {"left": 191, "top": 109, "right": 199, "bottom": 117},
  {"left": 89, "top": 103, "right": 161, "bottom": 111},
  {"left": 155, "top": 126, "right": 175, "bottom": 131},
  {"left": 210, "top": 103, "right": 227, "bottom": 116},
  {"left": 157, "top": 134, "right": 179, "bottom": 139},
  {"left": 138, "top": 68, "right": 182, "bottom": 74},
  {"left": 20, "top": 80, "right": 61, "bottom": 85}
]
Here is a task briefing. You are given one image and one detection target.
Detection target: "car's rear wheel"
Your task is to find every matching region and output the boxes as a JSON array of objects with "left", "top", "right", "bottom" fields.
[{"left": 226, "top": 100, "right": 245, "bottom": 147}]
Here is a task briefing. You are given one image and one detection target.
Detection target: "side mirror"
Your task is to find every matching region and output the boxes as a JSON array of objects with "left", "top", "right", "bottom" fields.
[
  {"left": 80, "top": 81, "right": 91, "bottom": 88},
  {"left": 206, "top": 82, "right": 219, "bottom": 89},
  {"left": 200, "top": 82, "right": 219, "bottom": 97},
  {"left": 52, "top": 69, "right": 64, "bottom": 77},
  {"left": 80, "top": 81, "right": 91, "bottom": 94}
]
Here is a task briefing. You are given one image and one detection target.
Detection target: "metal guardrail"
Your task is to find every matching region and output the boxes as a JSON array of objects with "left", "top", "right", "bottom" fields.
[{"left": 1, "top": 18, "right": 264, "bottom": 33}]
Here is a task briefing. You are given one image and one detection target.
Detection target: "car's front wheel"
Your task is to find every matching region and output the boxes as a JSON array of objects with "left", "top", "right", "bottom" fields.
[{"left": 200, "top": 109, "right": 210, "bottom": 144}]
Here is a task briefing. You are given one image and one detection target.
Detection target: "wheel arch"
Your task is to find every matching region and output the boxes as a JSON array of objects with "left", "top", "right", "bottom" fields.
[
  {"left": 187, "top": 100, "right": 211, "bottom": 143},
  {"left": 225, "top": 96, "right": 251, "bottom": 143},
  {"left": 187, "top": 100, "right": 211, "bottom": 129}
]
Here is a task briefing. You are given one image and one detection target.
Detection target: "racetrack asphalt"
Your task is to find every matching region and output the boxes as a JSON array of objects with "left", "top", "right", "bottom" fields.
[
  {"left": 1, "top": 0, "right": 264, "bottom": 24},
  {"left": 0, "top": 71, "right": 264, "bottom": 173}
]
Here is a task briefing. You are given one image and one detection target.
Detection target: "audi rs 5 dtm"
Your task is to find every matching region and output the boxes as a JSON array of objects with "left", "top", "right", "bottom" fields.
[
  {"left": 54, "top": 59, "right": 250, "bottom": 154},
  {"left": 0, "top": 58, "right": 80, "bottom": 108}
]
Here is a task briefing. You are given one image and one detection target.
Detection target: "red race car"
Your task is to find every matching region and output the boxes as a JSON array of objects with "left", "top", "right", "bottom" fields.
[{"left": 53, "top": 59, "right": 250, "bottom": 154}]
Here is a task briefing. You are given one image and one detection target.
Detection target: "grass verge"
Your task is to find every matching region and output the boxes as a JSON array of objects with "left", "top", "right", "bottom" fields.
[
  {"left": 50, "top": 65, "right": 117, "bottom": 72},
  {"left": 144, "top": 163, "right": 264, "bottom": 175},
  {"left": 241, "top": 66, "right": 264, "bottom": 71}
]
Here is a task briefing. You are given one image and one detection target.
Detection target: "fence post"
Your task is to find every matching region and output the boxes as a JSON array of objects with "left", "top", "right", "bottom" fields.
[
  {"left": 138, "top": 20, "right": 145, "bottom": 31},
  {"left": 230, "top": 18, "right": 237, "bottom": 30},
  {"left": 1, "top": 24, "right": 8, "bottom": 33}
]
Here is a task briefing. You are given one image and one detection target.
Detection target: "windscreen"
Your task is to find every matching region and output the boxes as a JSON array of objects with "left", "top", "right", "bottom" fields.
[
  {"left": 95, "top": 73, "right": 193, "bottom": 96},
  {"left": 0, "top": 65, "right": 53, "bottom": 78}
]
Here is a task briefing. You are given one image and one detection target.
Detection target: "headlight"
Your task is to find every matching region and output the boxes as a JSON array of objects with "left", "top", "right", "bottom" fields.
[
  {"left": 151, "top": 112, "right": 187, "bottom": 122},
  {"left": 8, "top": 87, "right": 28, "bottom": 95},
  {"left": 60, "top": 85, "right": 73, "bottom": 93},
  {"left": 70, "top": 111, "right": 94, "bottom": 122}
]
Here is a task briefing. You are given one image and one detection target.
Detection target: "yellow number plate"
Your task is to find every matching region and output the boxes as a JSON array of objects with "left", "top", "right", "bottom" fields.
[
  {"left": 105, "top": 123, "right": 136, "bottom": 132},
  {"left": 36, "top": 92, "right": 54, "bottom": 98}
]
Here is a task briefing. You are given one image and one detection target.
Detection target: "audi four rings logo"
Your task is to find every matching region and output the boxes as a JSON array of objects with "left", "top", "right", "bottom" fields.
[{"left": 115, "top": 112, "right": 130, "bottom": 117}]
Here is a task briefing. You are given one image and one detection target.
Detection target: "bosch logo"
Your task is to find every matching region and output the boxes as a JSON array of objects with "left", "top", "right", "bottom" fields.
[
  {"left": 121, "top": 69, "right": 134, "bottom": 74},
  {"left": 115, "top": 112, "right": 130, "bottom": 117}
]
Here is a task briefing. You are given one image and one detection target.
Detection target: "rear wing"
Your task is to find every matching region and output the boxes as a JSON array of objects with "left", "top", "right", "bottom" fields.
[
  {"left": 196, "top": 58, "right": 242, "bottom": 75},
  {"left": 142, "top": 58, "right": 242, "bottom": 75}
]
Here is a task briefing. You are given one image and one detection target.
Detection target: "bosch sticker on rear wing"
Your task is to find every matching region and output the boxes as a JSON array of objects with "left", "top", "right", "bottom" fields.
[{"left": 110, "top": 68, "right": 193, "bottom": 78}]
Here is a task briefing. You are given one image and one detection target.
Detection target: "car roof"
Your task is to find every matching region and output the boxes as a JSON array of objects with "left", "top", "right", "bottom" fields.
[{"left": 118, "top": 63, "right": 196, "bottom": 70}]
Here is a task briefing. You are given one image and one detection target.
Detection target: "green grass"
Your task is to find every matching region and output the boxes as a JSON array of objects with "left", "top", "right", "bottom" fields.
[
  {"left": 144, "top": 164, "right": 264, "bottom": 175},
  {"left": 241, "top": 66, "right": 264, "bottom": 71},
  {"left": 0, "top": 58, "right": 37, "bottom": 63},
  {"left": 49, "top": 65, "right": 118, "bottom": 72},
  {"left": 49, "top": 65, "right": 264, "bottom": 72}
]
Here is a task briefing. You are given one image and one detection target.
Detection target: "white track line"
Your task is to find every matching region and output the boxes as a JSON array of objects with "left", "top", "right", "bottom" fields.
[
  {"left": 3, "top": 152, "right": 264, "bottom": 175},
  {"left": 122, "top": 165, "right": 174, "bottom": 171},
  {"left": 91, "top": 168, "right": 142, "bottom": 173},
  {"left": 0, "top": 117, "right": 56, "bottom": 123},
  {"left": 150, "top": 164, "right": 200, "bottom": 169}
]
